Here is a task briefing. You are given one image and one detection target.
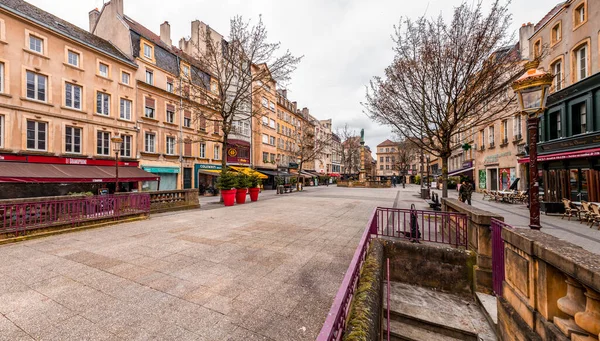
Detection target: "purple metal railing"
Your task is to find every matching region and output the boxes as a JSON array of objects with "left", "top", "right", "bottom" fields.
[
  {"left": 375, "top": 207, "right": 468, "bottom": 248},
  {"left": 317, "top": 208, "right": 378, "bottom": 341},
  {"left": 0, "top": 193, "right": 150, "bottom": 235},
  {"left": 386, "top": 257, "right": 390, "bottom": 341},
  {"left": 317, "top": 206, "right": 468, "bottom": 340},
  {"left": 491, "top": 218, "right": 512, "bottom": 297}
]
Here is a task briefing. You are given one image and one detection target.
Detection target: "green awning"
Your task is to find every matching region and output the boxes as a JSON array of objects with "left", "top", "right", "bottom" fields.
[{"left": 142, "top": 166, "right": 180, "bottom": 174}]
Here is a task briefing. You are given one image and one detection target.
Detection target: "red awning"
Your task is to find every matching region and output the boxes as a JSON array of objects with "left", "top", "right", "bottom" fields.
[
  {"left": 518, "top": 148, "right": 600, "bottom": 164},
  {"left": 0, "top": 162, "right": 160, "bottom": 183}
]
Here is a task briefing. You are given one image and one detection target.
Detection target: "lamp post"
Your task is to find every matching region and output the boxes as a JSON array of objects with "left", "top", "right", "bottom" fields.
[
  {"left": 426, "top": 154, "right": 430, "bottom": 198},
  {"left": 276, "top": 155, "right": 281, "bottom": 193},
  {"left": 511, "top": 61, "right": 554, "bottom": 230},
  {"left": 111, "top": 136, "right": 123, "bottom": 193}
]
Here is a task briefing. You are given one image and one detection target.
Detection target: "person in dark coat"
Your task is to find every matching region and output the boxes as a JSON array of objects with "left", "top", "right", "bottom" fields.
[{"left": 459, "top": 181, "right": 474, "bottom": 205}]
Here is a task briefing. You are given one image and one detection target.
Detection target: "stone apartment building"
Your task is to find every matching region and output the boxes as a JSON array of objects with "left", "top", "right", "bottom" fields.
[
  {"left": 275, "top": 89, "right": 299, "bottom": 172},
  {"left": 315, "top": 118, "right": 335, "bottom": 175},
  {"left": 90, "top": 0, "right": 223, "bottom": 191},
  {"left": 0, "top": 0, "right": 160, "bottom": 198},
  {"left": 376, "top": 139, "right": 398, "bottom": 177}
]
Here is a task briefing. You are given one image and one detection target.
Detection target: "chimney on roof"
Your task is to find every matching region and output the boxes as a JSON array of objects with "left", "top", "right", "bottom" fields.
[
  {"left": 292, "top": 101, "right": 297, "bottom": 112},
  {"left": 281, "top": 89, "right": 287, "bottom": 98},
  {"left": 89, "top": 8, "right": 100, "bottom": 33},
  {"left": 160, "top": 21, "right": 172, "bottom": 47},
  {"left": 519, "top": 22, "right": 534, "bottom": 60},
  {"left": 113, "top": 0, "right": 124, "bottom": 17},
  {"left": 302, "top": 107, "right": 309, "bottom": 117}
]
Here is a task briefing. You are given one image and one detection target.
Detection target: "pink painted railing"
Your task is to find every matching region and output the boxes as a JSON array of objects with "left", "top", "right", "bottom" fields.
[
  {"left": 317, "top": 206, "right": 468, "bottom": 340},
  {"left": 491, "top": 218, "right": 512, "bottom": 297},
  {"left": 0, "top": 193, "right": 150, "bottom": 235}
]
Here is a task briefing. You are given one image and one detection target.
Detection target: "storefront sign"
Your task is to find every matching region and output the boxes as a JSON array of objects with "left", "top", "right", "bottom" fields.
[
  {"left": 226, "top": 141, "right": 250, "bottom": 165},
  {"left": 484, "top": 152, "right": 511, "bottom": 164},
  {"left": 196, "top": 164, "right": 222, "bottom": 170},
  {"left": 479, "top": 170, "right": 486, "bottom": 189},
  {"left": 540, "top": 132, "right": 600, "bottom": 153},
  {"left": 0, "top": 154, "right": 138, "bottom": 167},
  {"left": 462, "top": 161, "right": 473, "bottom": 168},
  {"left": 142, "top": 166, "right": 180, "bottom": 174}
]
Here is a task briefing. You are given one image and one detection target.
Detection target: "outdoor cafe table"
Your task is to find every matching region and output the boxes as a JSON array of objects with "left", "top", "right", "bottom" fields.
[{"left": 571, "top": 202, "right": 600, "bottom": 207}]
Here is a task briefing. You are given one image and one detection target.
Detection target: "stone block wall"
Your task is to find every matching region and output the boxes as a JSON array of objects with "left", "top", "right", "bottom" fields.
[
  {"left": 147, "top": 189, "right": 200, "bottom": 213},
  {"left": 499, "top": 228, "right": 600, "bottom": 341}
]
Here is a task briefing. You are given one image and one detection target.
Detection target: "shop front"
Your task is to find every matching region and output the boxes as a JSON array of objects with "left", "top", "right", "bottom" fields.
[
  {"left": 195, "top": 163, "right": 222, "bottom": 195},
  {"left": 476, "top": 151, "right": 519, "bottom": 192},
  {"left": 0, "top": 154, "right": 159, "bottom": 199},
  {"left": 226, "top": 140, "right": 251, "bottom": 166},
  {"left": 141, "top": 166, "right": 179, "bottom": 191}
]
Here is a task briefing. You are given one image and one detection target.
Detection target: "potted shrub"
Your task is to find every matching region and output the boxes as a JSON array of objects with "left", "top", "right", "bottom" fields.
[
  {"left": 217, "top": 170, "right": 237, "bottom": 206},
  {"left": 234, "top": 173, "right": 251, "bottom": 204},
  {"left": 248, "top": 174, "right": 261, "bottom": 202},
  {"left": 275, "top": 176, "right": 285, "bottom": 194},
  {"left": 289, "top": 177, "right": 297, "bottom": 192}
]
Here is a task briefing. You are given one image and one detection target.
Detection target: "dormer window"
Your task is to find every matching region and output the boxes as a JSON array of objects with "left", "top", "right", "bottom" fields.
[{"left": 143, "top": 43, "right": 153, "bottom": 59}]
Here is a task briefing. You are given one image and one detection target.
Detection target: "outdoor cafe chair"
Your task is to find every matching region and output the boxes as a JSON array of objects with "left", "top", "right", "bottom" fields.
[
  {"left": 579, "top": 201, "right": 595, "bottom": 225},
  {"left": 589, "top": 204, "right": 600, "bottom": 229},
  {"left": 561, "top": 199, "right": 580, "bottom": 221}
]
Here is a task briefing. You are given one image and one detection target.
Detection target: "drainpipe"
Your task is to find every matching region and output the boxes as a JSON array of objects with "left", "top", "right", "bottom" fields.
[{"left": 177, "top": 55, "right": 184, "bottom": 189}]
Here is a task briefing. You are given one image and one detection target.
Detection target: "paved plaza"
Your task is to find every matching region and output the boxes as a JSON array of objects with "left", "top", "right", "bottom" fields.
[
  {"left": 1, "top": 185, "right": 599, "bottom": 340},
  {"left": 0, "top": 186, "right": 408, "bottom": 341}
]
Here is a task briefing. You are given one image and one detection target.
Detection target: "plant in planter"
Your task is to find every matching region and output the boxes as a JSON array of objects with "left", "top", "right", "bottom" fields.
[
  {"left": 248, "top": 174, "right": 262, "bottom": 202},
  {"left": 234, "top": 173, "right": 251, "bottom": 204},
  {"left": 217, "top": 170, "right": 237, "bottom": 206},
  {"left": 289, "top": 177, "right": 297, "bottom": 192},
  {"left": 275, "top": 176, "right": 285, "bottom": 194}
]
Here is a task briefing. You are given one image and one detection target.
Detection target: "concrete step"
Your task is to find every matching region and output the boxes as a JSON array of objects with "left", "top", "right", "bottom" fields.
[
  {"left": 476, "top": 292, "right": 498, "bottom": 331},
  {"left": 384, "top": 319, "right": 464, "bottom": 341},
  {"left": 389, "top": 310, "right": 479, "bottom": 341}
]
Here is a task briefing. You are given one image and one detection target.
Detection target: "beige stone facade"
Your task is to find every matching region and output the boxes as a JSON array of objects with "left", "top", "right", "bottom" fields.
[
  {"left": 376, "top": 139, "right": 398, "bottom": 177},
  {"left": 252, "top": 63, "right": 278, "bottom": 171}
]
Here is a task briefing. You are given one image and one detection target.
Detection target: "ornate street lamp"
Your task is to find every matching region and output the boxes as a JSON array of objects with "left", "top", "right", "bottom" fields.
[
  {"left": 111, "top": 136, "right": 123, "bottom": 193},
  {"left": 511, "top": 61, "right": 554, "bottom": 230}
]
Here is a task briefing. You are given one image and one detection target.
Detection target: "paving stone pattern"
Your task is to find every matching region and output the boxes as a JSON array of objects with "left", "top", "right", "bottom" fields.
[{"left": 0, "top": 186, "right": 405, "bottom": 340}]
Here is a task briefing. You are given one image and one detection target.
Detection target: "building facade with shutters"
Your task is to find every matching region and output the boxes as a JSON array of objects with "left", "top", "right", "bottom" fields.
[
  {"left": 0, "top": 0, "right": 162, "bottom": 198},
  {"left": 91, "top": 0, "right": 223, "bottom": 191},
  {"left": 376, "top": 139, "right": 398, "bottom": 177}
]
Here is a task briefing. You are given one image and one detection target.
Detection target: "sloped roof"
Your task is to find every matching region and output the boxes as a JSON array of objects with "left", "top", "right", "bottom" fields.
[
  {"left": 377, "top": 139, "right": 397, "bottom": 147},
  {"left": 533, "top": 1, "right": 566, "bottom": 33},
  {"left": 0, "top": 0, "right": 135, "bottom": 67}
]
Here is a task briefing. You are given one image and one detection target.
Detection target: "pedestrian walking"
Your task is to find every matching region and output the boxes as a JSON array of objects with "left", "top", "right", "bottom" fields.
[
  {"left": 459, "top": 180, "right": 473, "bottom": 205},
  {"left": 392, "top": 175, "right": 397, "bottom": 188}
]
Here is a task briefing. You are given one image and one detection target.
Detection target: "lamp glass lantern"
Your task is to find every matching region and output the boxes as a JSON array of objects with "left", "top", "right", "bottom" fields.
[
  {"left": 511, "top": 61, "right": 554, "bottom": 118},
  {"left": 111, "top": 136, "right": 123, "bottom": 153}
]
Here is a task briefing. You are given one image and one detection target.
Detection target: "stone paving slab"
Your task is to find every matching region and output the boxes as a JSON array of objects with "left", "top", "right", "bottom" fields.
[{"left": 0, "top": 185, "right": 399, "bottom": 340}]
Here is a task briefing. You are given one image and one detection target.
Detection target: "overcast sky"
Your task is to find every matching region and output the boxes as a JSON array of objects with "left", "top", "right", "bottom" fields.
[{"left": 26, "top": 0, "right": 553, "bottom": 150}]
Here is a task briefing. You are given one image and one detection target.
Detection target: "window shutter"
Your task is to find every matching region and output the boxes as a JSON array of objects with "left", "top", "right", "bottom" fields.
[
  {"left": 184, "top": 110, "right": 191, "bottom": 118},
  {"left": 145, "top": 97, "right": 155, "bottom": 108},
  {"left": 166, "top": 104, "right": 175, "bottom": 112},
  {"left": 184, "top": 139, "right": 192, "bottom": 156}
]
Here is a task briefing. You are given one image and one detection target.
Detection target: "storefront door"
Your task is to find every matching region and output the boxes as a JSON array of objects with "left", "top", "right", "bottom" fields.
[
  {"left": 183, "top": 168, "right": 192, "bottom": 189},
  {"left": 490, "top": 169, "right": 498, "bottom": 191},
  {"left": 160, "top": 173, "right": 178, "bottom": 190}
]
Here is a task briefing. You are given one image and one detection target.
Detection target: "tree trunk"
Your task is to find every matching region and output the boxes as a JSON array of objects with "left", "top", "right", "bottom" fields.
[
  {"left": 297, "top": 162, "right": 303, "bottom": 191},
  {"left": 441, "top": 156, "right": 449, "bottom": 198},
  {"left": 221, "top": 134, "right": 228, "bottom": 171}
]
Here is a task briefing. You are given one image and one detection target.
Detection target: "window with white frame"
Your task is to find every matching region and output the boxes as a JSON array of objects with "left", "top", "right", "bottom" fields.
[
  {"left": 65, "top": 83, "right": 82, "bottom": 110},
  {"left": 489, "top": 126, "right": 495, "bottom": 146},
  {"left": 96, "top": 92, "right": 110, "bottom": 115},
  {"left": 145, "top": 98, "right": 155, "bottom": 119},
  {"left": 145, "top": 70, "right": 153, "bottom": 85},
  {"left": 143, "top": 43, "right": 153, "bottom": 59},
  {"left": 262, "top": 116, "right": 268, "bottom": 125},
  {"left": 144, "top": 133, "right": 155, "bottom": 153},
  {"left": 166, "top": 136, "right": 176, "bottom": 155},
  {"left": 269, "top": 119, "right": 276, "bottom": 129},
  {"left": 166, "top": 107, "right": 175, "bottom": 124},
  {"left": 182, "top": 64, "right": 190, "bottom": 77},
  {"left": 99, "top": 62, "right": 109, "bottom": 77},
  {"left": 67, "top": 50, "right": 80, "bottom": 67},
  {"left": 261, "top": 97, "right": 268, "bottom": 108},
  {"left": 270, "top": 136, "right": 276, "bottom": 145},
  {"left": 27, "top": 120, "right": 47, "bottom": 151},
  {"left": 200, "top": 143, "right": 206, "bottom": 158},
  {"left": 65, "top": 126, "right": 81, "bottom": 154},
  {"left": 262, "top": 134, "right": 269, "bottom": 144},
  {"left": 214, "top": 145, "right": 220, "bottom": 160},
  {"left": 513, "top": 115, "right": 522, "bottom": 139},
  {"left": 96, "top": 131, "right": 110, "bottom": 155},
  {"left": 575, "top": 44, "right": 587, "bottom": 81},
  {"left": 269, "top": 102, "right": 275, "bottom": 111},
  {"left": 552, "top": 61, "right": 562, "bottom": 91},
  {"left": 121, "top": 72, "right": 130, "bottom": 85},
  {"left": 0, "top": 62, "right": 4, "bottom": 93},
  {"left": 120, "top": 98, "right": 132, "bottom": 120},
  {"left": 120, "top": 135, "right": 132, "bottom": 157},
  {"left": 26, "top": 71, "right": 47, "bottom": 101},
  {"left": 263, "top": 152, "right": 269, "bottom": 162},
  {"left": 575, "top": 2, "right": 586, "bottom": 26},
  {"left": 166, "top": 81, "right": 174, "bottom": 93},
  {"left": 184, "top": 116, "right": 191, "bottom": 128},
  {"left": 502, "top": 120, "right": 508, "bottom": 143},
  {"left": 29, "top": 35, "right": 43, "bottom": 54}
]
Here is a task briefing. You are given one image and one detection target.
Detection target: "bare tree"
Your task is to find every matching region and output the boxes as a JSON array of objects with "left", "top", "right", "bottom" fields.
[
  {"left": 336, "top": 124, "right": 361, "bottom": 177},
  {"left": 393, "top": 138, "right": 418, "bottom": 188},
  {"left": 179, "top": 16, "right": 302, "bottom": 171},
  {"left": 364, "top": 0, "right": 522, "bottom": 197},
  {"left": 292, "top": 118, "right": 331, "bottom": 188}
]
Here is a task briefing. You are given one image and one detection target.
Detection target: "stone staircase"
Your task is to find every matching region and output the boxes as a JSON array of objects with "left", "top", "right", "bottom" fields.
[{"left": 383, "top": 281, "right": 497, "bottom": 341}]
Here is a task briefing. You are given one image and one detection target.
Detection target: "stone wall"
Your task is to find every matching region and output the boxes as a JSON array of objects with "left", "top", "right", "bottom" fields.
[
  {"left": 382, "top": 238, "right": 475, "bottom": 296},
  {"left": 336, "top": 181, "right": 391, "bottom": 188},
  {"left": 443, "top": 198, "right": 504, "bottom": 294},
  {"left": 499, "top": 228, "right": 600, "bottom": 341},
  {"left": 147, "top": 189, "right": 200, "bottom": 213}
]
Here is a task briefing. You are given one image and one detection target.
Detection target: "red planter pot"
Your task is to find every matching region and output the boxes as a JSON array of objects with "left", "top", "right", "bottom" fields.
[
  {"left": 235, "top": 188, "right": 248, "bottom": 204},
  {"left": 221, "top": 189, "right": 236, "bottom": 206},
  {"left": 249, "top": 187, "right": 260, "bottom": 202}
]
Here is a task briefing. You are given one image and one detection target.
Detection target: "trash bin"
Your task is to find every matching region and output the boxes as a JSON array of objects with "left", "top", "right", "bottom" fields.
[{"left": 421, "top": 188, "right": 430, "bottom": 199}]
